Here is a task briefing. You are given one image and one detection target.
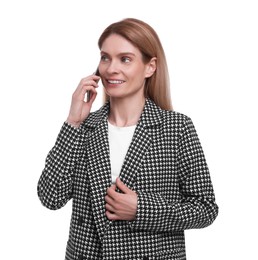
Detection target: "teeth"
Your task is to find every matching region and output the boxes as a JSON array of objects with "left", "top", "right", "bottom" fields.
[{"left": 108, "top": 80, "right": 124, "bottom": 84}]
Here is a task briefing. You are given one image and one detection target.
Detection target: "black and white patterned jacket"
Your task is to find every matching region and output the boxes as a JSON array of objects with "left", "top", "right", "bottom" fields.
[{"left": 38, "top": 99, "right": 218, "bottom": 260}]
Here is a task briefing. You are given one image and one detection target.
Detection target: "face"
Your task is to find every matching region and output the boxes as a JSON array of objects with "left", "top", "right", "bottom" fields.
[{"left": 98, "top": 34, "right": 156, "bottom": 100}]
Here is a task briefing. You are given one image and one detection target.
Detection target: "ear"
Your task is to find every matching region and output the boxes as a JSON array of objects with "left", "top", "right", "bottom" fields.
[{"left": 145, "top": 57, "right": 157, "bottom": 78}]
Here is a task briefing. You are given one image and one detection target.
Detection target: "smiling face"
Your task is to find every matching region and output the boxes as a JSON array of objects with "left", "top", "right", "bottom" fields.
[{"left": 98, "top": 34, "right": 156, "bottom": 101}]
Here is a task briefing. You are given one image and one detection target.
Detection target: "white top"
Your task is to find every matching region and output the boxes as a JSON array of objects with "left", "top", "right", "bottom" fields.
[{"left": 108, "top": 121, "right": 136, "bottom": 183}]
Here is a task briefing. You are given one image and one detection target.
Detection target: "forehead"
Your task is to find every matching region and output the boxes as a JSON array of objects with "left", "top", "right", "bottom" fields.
[{"left": 100, "top": 34, "right": 141, "bottom": 56}]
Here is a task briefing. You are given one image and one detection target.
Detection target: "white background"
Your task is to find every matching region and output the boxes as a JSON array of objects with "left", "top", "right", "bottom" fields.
[{"left": 0, "top": 0, "right": 257, "bottom": 259}]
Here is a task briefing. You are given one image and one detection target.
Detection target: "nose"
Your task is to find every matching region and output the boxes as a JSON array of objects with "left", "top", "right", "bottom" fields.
[{"left": 106, "top": 60, "right": 120, "bottom": 74}]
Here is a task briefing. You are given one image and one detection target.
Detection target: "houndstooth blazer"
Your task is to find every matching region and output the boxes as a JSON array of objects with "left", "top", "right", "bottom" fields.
[{"left": 38, "top": 99, "right": 218, "bottom": 260}]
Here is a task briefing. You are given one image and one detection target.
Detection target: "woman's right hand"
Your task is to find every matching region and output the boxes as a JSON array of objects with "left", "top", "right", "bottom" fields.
[{"left": 66, "top": 74, "right": 100, "bottom": 128}]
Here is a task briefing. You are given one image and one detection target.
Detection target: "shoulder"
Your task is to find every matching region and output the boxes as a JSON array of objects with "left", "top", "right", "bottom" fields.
[
  {"left": 160, "top": 110, "right": 201, "bottom": 145},
  {"left": 161, "top": 109, "right": 194, "bottom": 130},
  {"left": 162, "top": 109, "right": 190, "bottom": 122},
  {"left": 144, "top": 99, "right": 195, "bottom": 132}
]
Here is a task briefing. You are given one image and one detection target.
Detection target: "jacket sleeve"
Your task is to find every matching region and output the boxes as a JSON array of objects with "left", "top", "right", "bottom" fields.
[
  {"left": 37, "top": 122, "right": 85, "bottom": 210},
  {"left": 130, "top": 116, "right": 218, "bottom": 232}
]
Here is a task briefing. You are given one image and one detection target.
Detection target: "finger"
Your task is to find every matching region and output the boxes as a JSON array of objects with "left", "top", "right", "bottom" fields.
[
  {"left": 87, "top": 90, "right": 97, "bottom": 105},
  {"left": 106, "top": 185, "right": 118, "bottom": 199},
  {"left": 81, "top": 78, "right": 99, "bottom": 88},
  {"left": 92, "top": 74, "right": 101, "bottom": 82},
  {"left": 105, "top": 202, "right": 115, "bottom": 212},
  {"left": 106, "top": 210, "right": 119, "bottom": 221},
  {"left": 74, "top": 78, "right": 99, "bottom": 97},
  {"left": 106, "top": 184, "right": 116, "bottom": 194},
  {"left": 72, "top": 85, "right": 96, "bottom": 103},
  {"left": 79, "top": 84, "right": 99, "bottom": 99},
  {"left": 79, "top": 85, "right": 97, "bottom": 101},
  {"left": 83, "top": 85, "right": 98, "bottom": 103},
  {"left": 110, "top": 184, "right": 117, "bottom": 190},
  {"left": 116, "top": 178, "right": 132, "bottom": 194},
  {"left": 83, "top": 73, "right": 101, "bottom": 85},
  {"left": 105, "top": 194, "right": 115, "bottom": 206},
  {"left": 82, "top": 73, "right": 100, "bottom": 83}
]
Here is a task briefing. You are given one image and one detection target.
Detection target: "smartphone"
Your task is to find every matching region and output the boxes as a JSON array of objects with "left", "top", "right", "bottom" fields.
[{"left": 86, "top": 68, "right": 100, "bottom": 102}]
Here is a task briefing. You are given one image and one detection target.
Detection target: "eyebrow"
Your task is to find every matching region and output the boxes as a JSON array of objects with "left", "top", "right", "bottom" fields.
[{"left": 100, "top": 51, "right": 136, "bottom": 57}]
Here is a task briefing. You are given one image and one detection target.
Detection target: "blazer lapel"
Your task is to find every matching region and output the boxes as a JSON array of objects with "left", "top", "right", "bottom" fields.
[
  {"left": 119, "top": 99, "right": 163, "bottom": 189},
  {"left": 119, "top": 124, "right": 151, "bottom": 189},
  {"left": 82, "top": 104, "right": 112, "bottom": 240}
]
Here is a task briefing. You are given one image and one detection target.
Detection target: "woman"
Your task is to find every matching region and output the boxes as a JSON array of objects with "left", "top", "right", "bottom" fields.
[{"left": 38, "top": 18, "right": 218, "bottom": 260}]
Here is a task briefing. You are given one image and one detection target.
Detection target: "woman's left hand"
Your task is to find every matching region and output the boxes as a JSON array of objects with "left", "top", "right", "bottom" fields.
[{"left": 105, "top": 178, "right": 137, "bottom": 221}]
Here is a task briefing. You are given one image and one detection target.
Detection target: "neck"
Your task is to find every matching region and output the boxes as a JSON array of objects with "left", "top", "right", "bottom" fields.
[{"left": 108, "top": 96, "right": 146, "bottom": 127}]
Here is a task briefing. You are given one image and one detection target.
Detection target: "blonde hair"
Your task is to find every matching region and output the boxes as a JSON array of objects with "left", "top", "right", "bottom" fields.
[{"left": 98, "top": 18, "right": 173, "bottom": 111}]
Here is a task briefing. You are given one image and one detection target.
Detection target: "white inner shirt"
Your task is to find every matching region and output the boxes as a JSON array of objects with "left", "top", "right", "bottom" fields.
[{"left": 108, "top": 121, "right": 136, "bottom": 183}]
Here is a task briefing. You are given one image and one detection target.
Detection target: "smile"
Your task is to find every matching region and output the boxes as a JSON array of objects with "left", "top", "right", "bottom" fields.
[{"left": 107, "top": 80, "right": 125, "bottom": 84}]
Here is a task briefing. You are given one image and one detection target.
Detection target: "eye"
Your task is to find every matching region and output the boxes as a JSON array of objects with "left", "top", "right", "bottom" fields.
[
  {"left": 121, "top": 56, "right": 131, "bottom": 63},
  {"left": 100, "top": 55, "right": 109, "bottom": 62}
]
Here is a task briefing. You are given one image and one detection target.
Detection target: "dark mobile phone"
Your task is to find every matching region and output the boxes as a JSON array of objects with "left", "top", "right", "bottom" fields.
[
  {"left": 86, "top": 68, "right": 100, "bottom": 102},
  {"left": 95, "top": 68, "right": 100, "bottom": 76}
]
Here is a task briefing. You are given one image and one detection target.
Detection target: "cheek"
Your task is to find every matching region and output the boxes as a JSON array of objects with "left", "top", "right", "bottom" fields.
[
  {"left": 131, "top": 69, "right": 147, "bottom": 84},
  {"left": 129, "top": 66, "right": 146, "bottom": 80},
  {"left": 98, "top": 64, "right": 105, "bottom": 75}
]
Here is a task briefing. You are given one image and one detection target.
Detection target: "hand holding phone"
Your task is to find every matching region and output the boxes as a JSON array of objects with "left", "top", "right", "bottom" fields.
[{"left": 66, "top": 70, "right": 100, "bottom": 127}]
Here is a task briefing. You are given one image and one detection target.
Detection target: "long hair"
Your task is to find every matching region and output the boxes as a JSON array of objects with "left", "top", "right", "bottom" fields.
[{"left": 98, "top": 18, "right": 173, "bottom": 111}]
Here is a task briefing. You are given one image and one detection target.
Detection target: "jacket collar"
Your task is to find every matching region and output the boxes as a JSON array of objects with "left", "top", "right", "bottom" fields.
[{"left": 82, "top": 98, "right": 163, "bottom": 130}]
